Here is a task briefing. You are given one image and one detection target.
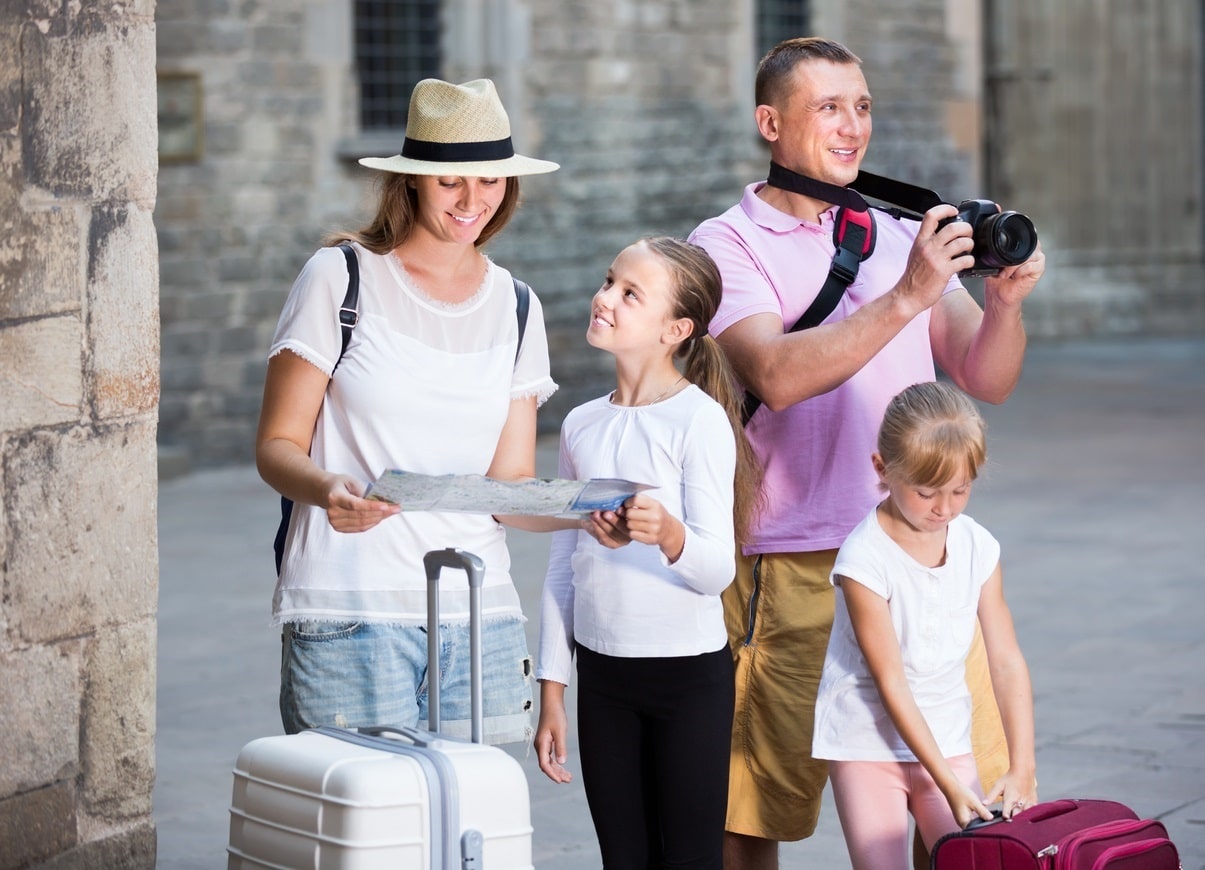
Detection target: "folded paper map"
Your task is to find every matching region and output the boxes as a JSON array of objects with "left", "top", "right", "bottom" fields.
[{"left": 365, "top": 470, "right": 652, "bottom": 516}]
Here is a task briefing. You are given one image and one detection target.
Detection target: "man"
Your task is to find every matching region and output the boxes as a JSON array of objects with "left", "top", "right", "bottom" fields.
[{"left": 688, "top": 37, "right": 1045, "bottom": 870}]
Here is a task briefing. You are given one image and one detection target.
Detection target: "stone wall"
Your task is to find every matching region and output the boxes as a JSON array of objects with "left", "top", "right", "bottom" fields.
[
  {"left": 155, "top": 0, "right": 1204, "bottom": 468},
  {"left": 0, "top": 3, "right": 159, "bottom": 868}
]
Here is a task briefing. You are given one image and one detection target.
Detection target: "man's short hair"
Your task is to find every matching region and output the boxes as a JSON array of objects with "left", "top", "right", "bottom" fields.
[{"left": 755, "top": 37, "right": 862, "bottom": 108}]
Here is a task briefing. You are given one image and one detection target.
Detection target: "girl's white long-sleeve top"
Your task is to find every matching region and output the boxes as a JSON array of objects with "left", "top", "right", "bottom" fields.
[{"left": 537, "top": 385, "right": 737, "bottom": 685}]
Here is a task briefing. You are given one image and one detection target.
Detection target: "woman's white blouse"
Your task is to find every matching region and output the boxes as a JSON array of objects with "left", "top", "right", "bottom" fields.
[{"left": 269, "top": 243, "right": 556, "bottom": 625}]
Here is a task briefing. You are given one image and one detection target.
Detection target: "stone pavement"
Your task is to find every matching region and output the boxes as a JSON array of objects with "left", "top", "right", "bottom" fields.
[{"left": 155, "top": 337, "right": 1205, "bottom": 869}]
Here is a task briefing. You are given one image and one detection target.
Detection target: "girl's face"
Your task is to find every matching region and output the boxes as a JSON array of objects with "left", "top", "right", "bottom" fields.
[
  {"left": 587, "top": 242, "right": 688, "bottom": 355},
  {"left": 411, "top": 176, "right": 506, "bottom": 245},
  {"left": 875, "top": 455, "right": 973, "bottom": 535}
]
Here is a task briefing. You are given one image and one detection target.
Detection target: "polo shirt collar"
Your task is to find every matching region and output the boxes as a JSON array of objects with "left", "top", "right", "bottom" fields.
[{"left": 741, "top": 182, "right": 838, "bottom": 233}]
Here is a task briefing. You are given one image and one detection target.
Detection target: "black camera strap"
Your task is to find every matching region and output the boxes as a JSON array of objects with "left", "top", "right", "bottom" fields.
[
  {"left": 745, "top": 165, "right": 878, "bottom": 425},
  {"left": 848, "top": 171, "right": 944, "bottom": 218},
  {"left": 767, "top": 161, "right": 870, "bottom": 212}
]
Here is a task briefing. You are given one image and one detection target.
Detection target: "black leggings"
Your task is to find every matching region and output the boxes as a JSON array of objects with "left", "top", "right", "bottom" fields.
[{"left": 576, "top": 644, "right": 734, "bottom": 870}]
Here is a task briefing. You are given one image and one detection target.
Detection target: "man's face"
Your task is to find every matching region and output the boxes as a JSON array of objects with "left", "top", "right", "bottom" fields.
[{"left": 766, "top": 59, "right": 872, "bottom": 187}]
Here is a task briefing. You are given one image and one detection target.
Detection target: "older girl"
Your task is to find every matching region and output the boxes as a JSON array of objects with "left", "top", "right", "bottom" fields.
[{"left": 535, "top": 237, "right": 760, "bottom": 869}]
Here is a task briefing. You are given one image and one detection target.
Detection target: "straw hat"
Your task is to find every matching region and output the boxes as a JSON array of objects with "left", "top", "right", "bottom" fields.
[{"left": 358, "top": 78, "right": 559, "bottom": 177}]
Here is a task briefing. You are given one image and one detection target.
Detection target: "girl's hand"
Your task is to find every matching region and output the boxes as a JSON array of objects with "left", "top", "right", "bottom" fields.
[
  {"left": 984, "top": 769, "right": 1038, "bottom": 820},
  {"left": 534, "top": 685, "right": 573, "bottom": 784},
  {"left": 621, "top": 493, "right": 685, "bottom": 562},
  {"left": 583, "top": 509, "right": 631, "bottom": 549},
  {"left": 324, "top": 474, "right": 400, "bottom": 532},
  {"left": 944, "top": 780, "right": 995, "bottom": 830}
]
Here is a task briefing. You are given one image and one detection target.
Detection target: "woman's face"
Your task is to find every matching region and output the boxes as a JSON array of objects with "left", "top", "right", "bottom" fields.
[{"left": 411, "top": 175, "right": 507, "bottom": 245}]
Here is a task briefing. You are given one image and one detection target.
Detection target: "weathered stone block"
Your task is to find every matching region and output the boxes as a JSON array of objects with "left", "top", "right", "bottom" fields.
[
  {"left": 0, "top": 644, "right": 81, "bottom": 795},
  {"left": 32, "top": 819, "right": 155, "bottom": 870},
  {"left": 4, "top": 422, "right": 158, "bottom": 644},
  {"left": 0, "top": 781, "right": 77, "bottom": 870},
  {"left": 80, "top": 620, "right": 155, "bottom": 818},
  {"left": 87, "top": 203, "right": 160, "bottom": 418},
  {"left": 0, "top": 196, "right": 86, "bottom": 322},
  {"left": 0, "top": 314, "right": 85, "bottom": 432},
  {"left": 21, "top": 22, "right": 157, "bottom": 204}
]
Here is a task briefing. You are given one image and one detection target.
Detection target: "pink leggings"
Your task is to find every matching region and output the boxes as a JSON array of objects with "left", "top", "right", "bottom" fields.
[{"left": 828, "top": 754, "right": 981, "bottom": 870}]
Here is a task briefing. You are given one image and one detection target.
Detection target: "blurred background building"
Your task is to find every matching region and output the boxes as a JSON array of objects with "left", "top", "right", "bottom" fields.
[{"left": 153, "top": 0, "right": 1203, "bottom": 470}]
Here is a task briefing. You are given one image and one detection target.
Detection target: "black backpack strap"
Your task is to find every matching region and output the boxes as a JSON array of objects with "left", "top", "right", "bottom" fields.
[
  {"left": 512, "top": 277, "right": 531, "bottom": 363},
  {"left": 741, "top": 208, "right": 876, "bottom": 426},
  {"left": 334, "top": 242, "right": 360, "bottom": 371},
  {"left": 275, "top": 243, "right": 360, "bottom": 575}
]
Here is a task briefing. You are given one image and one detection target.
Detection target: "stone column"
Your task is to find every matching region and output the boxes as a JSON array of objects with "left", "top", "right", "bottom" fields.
[{"left": 0, "top": 2, "right": 159, "bottom": 867}]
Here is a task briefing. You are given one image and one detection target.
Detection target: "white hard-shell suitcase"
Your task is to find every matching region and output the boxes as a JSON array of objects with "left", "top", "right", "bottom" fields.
[{"left": 227, "top": 548, "right": 534, "bottom": 869}]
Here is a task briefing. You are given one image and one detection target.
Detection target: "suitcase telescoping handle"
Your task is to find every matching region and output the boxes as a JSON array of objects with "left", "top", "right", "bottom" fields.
[{"left": 422, "top": 548, "right": 485, "bottom": 743}]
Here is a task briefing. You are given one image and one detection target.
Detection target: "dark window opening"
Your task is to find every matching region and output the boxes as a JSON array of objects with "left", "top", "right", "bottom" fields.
[
  {"left": 356, "top": 0, "right": 441, "bottom": 131},
  {"left": 756, "top": 0, "right": 811, "bottom": 63}
]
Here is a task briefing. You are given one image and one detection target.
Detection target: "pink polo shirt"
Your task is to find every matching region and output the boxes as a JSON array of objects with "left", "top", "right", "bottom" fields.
[{"left": 690, "top": 183, "right": 961, "bottom": 555}]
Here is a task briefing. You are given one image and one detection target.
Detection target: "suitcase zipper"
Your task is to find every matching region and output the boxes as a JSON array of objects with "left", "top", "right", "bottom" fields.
[
  {"left": 1086, "top": 837, "right": 1179, "bottom": 869},
  {"left": 1054, "top": 818, "right": 1171, "bottom": 868}
]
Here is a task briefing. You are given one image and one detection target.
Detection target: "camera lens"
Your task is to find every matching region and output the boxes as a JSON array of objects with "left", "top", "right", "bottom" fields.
[{"left": 976, "top": 211, "right": 1037, "bottom": 269}]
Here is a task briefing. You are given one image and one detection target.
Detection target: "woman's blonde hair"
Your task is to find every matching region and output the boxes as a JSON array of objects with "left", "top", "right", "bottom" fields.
[
  {"left": 324, "top": 172, "right": 520, "bottom": 252},
  {"left": 877, "top": 381, "right": 987, "bottom": 489},
  {"left": 640, "top": 237, "right": 764, "bottom": 542}
]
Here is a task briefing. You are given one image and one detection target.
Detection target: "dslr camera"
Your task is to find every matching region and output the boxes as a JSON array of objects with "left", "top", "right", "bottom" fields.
[{"left": 938, "top": 199, "right": 1038, "bottom": 277}]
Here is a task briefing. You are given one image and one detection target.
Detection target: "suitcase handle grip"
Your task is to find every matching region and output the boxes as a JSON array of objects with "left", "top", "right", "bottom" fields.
[
  {"left": 1025, "top": 799, "right": 1078, "bottom": 823},
  {"left": 358, "top": 724, "right": 439, "bottom": 749},
  {"left": 962, "top": 810, "right": 1004, "bottom": 831},
  {"left": 422, "top": 548, "right": 486, "bottom": 743}
]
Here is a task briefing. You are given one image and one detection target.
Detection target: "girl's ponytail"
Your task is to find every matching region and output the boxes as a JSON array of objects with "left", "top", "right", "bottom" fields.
[
  {"left": 641, "top": 236, "right": 764, "bottom": 543},
  {"left": 681, "top": 334, "right": 763, "bottom": 544}
]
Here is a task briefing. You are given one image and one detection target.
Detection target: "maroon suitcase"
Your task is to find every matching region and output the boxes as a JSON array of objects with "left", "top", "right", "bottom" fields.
[{"left": 930, "top": 798, "right": 1180, "bottom": 869}]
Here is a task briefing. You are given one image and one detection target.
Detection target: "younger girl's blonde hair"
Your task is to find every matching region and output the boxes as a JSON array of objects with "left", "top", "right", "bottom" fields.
[
  {"left": 877, "top": 381, "right": 987, "bottom": 489},
  {"left": 640, "top": 236, "right": 763, "bottom": 542}
]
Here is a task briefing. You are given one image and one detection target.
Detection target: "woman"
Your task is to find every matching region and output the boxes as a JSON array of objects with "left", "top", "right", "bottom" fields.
[{"left": 256, "top": 78, "right": 559, "bottom": 744}]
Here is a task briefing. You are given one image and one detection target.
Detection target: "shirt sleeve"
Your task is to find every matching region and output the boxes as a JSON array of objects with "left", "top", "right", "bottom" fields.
[
  {"left": 510, "top": 285, "right": 559, "bottom": 407},
  {"left": 831, "top": 520, "right": 892, "bottom": 600},
  {"left": 536, "top": 426, "right": 579, "bottom": 685},
  {"left": 690, "top": 223, "right": 784, "bottom": 338},
  {"left": 268, "top": 246, "right": 350, "bottom": 374},
  {"left": 969, "top": 518, "right": 1002, "bottom": 592},
  {"left": 663, "top": 400, "right": 738, "bottom": 595}
]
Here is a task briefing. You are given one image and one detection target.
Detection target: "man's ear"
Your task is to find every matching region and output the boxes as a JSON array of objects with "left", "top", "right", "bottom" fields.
[{"left": 754, "top": 104, "right": 780, "bottom": 143}]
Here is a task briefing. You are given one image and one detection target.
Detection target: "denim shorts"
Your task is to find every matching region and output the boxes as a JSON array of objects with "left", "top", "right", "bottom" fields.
[{"left": 279, "top": 617, "right": 533, "bottom": 745}]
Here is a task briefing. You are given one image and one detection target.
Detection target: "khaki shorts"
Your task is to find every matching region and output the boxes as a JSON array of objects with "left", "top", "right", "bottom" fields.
[{"left": 723, "top": 550, "right": 1008, "bottom": 842}]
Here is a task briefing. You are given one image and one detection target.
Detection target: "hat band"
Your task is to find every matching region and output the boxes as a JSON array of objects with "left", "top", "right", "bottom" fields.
[{"left": 401, "top": 136, "right": 515, "bottom": 163}]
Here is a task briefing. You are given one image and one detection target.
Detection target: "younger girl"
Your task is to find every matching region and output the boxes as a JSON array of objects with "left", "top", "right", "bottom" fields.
[
  {"left": 534, "top": 237, "right": 759, "bottom": 869},
  {"left": 813, "top": 381, "right": 1037, "bottom": 870}
]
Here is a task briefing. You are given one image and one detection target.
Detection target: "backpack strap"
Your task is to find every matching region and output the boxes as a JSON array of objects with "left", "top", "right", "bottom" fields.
[
  {"left": 512, "top": 276, "right": 531, "bottom": 363},
  {"left": 333, "top": 242, "right": 359, "bottom": 371},
  {"left": 740, "top": 207, "right": 877, "bottom": 425}
]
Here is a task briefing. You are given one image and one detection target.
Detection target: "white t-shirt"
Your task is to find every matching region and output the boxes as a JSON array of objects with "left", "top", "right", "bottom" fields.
[
  {"left": 813, "top": 508, "right": 1000, "bottom": 762},
  {"left": 269, "top": 243, "right": 557, "bottom": 625},
  {"left": 536, "top": 385, "right": 737, "bottom": 685}
]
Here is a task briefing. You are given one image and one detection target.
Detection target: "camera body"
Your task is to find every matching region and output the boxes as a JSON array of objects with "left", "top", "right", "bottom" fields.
[{"left": 938, "top": 199, "right": 1038, "bottom": 277}]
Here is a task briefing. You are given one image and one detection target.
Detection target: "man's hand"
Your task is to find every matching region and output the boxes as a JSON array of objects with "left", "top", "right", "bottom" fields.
[
  {"left": 895, "top": 204, "right": 977, "bottom": 317},
  {"left": 984, "top": 241, "right": 1045, "bottom": 308}
]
